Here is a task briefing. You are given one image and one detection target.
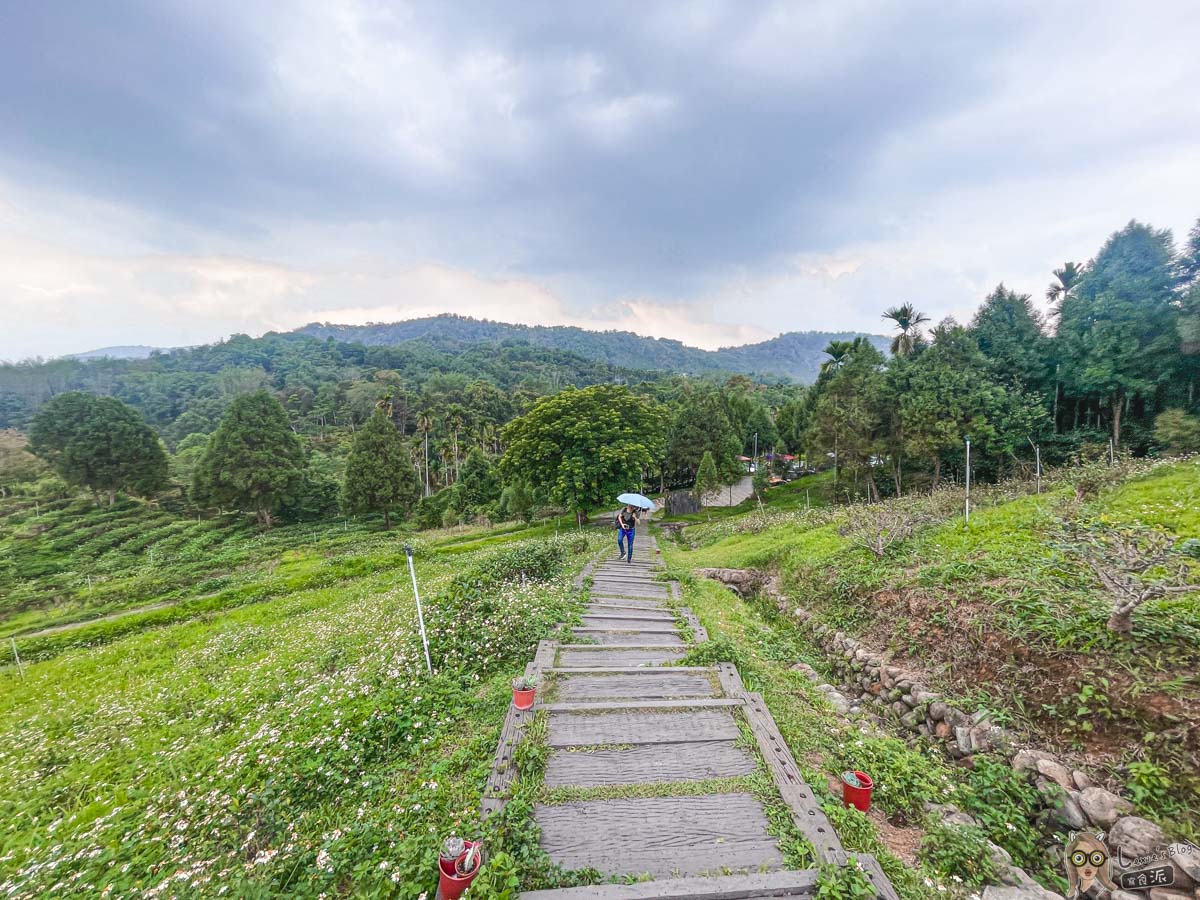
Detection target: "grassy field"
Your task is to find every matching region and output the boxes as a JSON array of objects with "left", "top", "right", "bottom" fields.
[
  {"left": 0, "top": 502, "right": 607, "bottom": 898},
  {"left": 0, "top": 494, "right": 562, "bottom": 650},
  {"left": 3, "top": 460, "right": 1195, "bottom": 897},
  {"left": 666, "top": 459, "right": 1200, "bottom": 846}
]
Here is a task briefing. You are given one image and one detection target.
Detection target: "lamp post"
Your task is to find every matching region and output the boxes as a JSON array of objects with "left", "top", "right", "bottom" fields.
[{"left": 964, "top": 435, "right": 971, "bottom": 523}]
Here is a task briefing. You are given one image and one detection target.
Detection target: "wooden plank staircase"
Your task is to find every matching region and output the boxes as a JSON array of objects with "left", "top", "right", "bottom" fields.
[{"left": 477, "top": 528, "right": 898, "bottom": 899}]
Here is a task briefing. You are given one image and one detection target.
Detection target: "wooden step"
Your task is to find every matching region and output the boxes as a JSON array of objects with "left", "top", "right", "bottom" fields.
[
  {"left": 543, "top": 740, "right": 757, "bottom": 787},
  {"left": 585, "top": 604, "right": 675, "bottom": 618},
  {"left": 547, "top": 708, "right": 740, "bottom": 747},
  {"left": 558, "top": 648, "right": 685, "bottom": 667},
  {"left": 544, "top": 699, "right": 742, "bottom": 713},
  {"left": 555, "top": 672, "right": 716, "bottom": 702},
  {"left": 581, "top": 613, "right": 678, "bottom": 626},
  {"left": 587, "top": 597, "right": 669, "bottom": 610},
  {"left": 576, "top": 609, "right": 672, "bottom": 624},
  {"left": 544, "top": 667, "right": 714, "bottom": 675},
  {"left": 520, "top": 869, "right": 821, "bottom": 899},
  {"left": 588, "top": 587, "right": 671, "bottom": 600},
  {"left": 571, "top": 630, "right": 686, "bottom": 646},
  {"left": 534, "top": 794, "right": 784, "bottom": 877}
]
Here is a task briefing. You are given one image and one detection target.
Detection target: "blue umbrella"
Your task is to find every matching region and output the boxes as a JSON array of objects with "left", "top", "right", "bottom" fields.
[{"left": 617, "top": 492, "right": 654, "bottom": 510}]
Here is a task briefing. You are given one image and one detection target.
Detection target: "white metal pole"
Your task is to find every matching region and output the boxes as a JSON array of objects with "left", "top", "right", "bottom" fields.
[
  {"left": 10, "top": 638, "right": 24, "bottom": 680},
  {"left": 964, "top": 437, "right": 971, "bottom": 523},
  {"left": 1035, "top": 445, "right": 1041, "bottom": 495},
  {"left": 404, "top": 546, "right": 433, "bottom": 676}
]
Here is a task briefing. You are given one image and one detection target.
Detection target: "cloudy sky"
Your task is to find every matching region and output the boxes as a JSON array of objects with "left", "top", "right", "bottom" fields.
[{"left": 1, "top": 1, "right": 1198, "bottom": 360}]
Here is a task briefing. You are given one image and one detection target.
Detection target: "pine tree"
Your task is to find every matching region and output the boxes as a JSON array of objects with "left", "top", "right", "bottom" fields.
[
  {"left": 193, "top": 391, "right": 306, "bottom": 528},
  {"left": 343, "top": 409, "right": 421, "bottom": 527},
  {"left": 694, "top": 451, "right": 720, "bottom": 519},
  {"left": 29, "top": 392, "right": 168, "bottom": 504}
]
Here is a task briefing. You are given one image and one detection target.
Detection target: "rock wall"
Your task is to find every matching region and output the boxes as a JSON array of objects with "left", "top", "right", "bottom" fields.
[{"left": 698, "top": 567, "right": 1200, "bottom": 899}]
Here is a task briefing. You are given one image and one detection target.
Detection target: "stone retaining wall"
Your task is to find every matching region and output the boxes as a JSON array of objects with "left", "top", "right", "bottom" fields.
[{"left": 697, "top": 567, "right": 1200, "bottom": 899}]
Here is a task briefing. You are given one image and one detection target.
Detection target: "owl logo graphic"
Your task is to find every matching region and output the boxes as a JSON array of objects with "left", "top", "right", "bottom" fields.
[{"left": 1064, "top": 832, "right": 1118, "bottom": 898}]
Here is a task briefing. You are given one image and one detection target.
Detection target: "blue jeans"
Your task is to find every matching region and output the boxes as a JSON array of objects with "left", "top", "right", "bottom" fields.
[{"left": 617, "top": 528, "right": 635, "bottom": 560}]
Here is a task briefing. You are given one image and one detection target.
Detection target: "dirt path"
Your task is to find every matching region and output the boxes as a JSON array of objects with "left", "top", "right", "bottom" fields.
[
  {"left": 17, "top": 599, "right": 180, "bottom": 639},
  {"left": 704, "top": 475, "right": 755, "bottom": 507}
]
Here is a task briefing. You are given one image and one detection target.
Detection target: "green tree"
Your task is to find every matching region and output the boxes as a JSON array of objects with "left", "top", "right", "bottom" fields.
[
  {"left": 1153, "top": 409, "right": 1200, "bottom": 455},
  {"left": 1058, "top": 221, "right": 1181, "bottom": 448},
  {"left": 171, "top": 432, "right": 209, "bottom": 492},
  {"left": 499, "top": 385, "right": 667, "bottom": 524},
  {"left": 665, "top": 387, "right": 739, "bottom": 484},
  {"left": 694, "top": 450, "right": 720, "bottom": 519},
  {"left": 1045, "top": 261, "right": 1084, "bottom": 316},
  {"left": 882, "top": 303, "right": 930, "bottom": 356},
  {"left": 1177, "top": 218, "right": 1200, "bottom": 288},
  {"left": 193, "top": 391, "right": 307, "bottom": 527},
  {"left": 498, "top": 479, "right": 536, "bottom": 523},
  {"left": 898, "top": 323, "right": 1041, "bottom": 487},
  {"left": 807, "top": 340, "right": 888, "bottom": 499},
  {"left": 0, "top": 429, "right": 47, "bottom": 497},
  {"left": 458, "top": 446, "right": 501, "bottom": 511},
  {"left": 28, "top": 392, "right": 168, "bottom": 504},
  {"left": 971, "top": 284, "right": 1051, "bottom": 393},
  {"left": 343, "top": 409, "right": 421, "bottom": 527}
]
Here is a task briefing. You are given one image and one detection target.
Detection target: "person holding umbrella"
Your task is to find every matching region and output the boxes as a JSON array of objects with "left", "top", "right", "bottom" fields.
[{"left": 615, "top": 493, "right": 653, "bottom": 563}]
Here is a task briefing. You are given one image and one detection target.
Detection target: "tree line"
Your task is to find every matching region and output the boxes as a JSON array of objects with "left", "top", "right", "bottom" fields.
[{"left": 4, "top": 216, "right": 1197, "bottom": 527}]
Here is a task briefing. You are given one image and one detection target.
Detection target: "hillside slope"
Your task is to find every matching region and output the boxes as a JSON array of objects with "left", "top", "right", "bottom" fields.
[
  {"left": 294, "top": 315, "right": 889, "bottom": 382},
  {"left": 670, "top": 460, "right": 1200, "bottom": 842}
]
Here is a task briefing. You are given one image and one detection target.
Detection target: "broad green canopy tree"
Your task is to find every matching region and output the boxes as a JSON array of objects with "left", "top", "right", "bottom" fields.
[
  {"left": 28, "top": 392, "right": 168, "bottom": 504},
  {"left": 898, "top": 323, "right": 1044, "bottom": 487},
  {"left": 971, "top": 283, "right": 1052, "bottom": 394},
  {"left": 343, "top": 408, "right": 422, "bottom": 528},
  {"left": 1058, "top": 221, "right": 1181, "bottom": 448},
  {"left": 666, "top": 387, "right": 741, "bottom": 484},
  {"left": 500, "top": 384, "right": 667, "bottom": 524},
  {"left": 193, "top": 391, "right": 307, "bottom": 527},
  {"left": 458, "top": 446, "right": 501, "bottom": 510},
  {"left": 807, "top": 340, "right": 887, "bottom": 499}
]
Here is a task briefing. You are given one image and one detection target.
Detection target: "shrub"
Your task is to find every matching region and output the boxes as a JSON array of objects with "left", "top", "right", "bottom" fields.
[
  {"left": 919, "top": 823, "right": 1000, "bottom": 888},
  {"left": 1153, "top": 409, "right": 1200, "bottom": 455}
]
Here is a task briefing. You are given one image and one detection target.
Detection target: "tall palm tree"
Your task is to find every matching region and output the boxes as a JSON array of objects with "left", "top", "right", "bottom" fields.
[
  {"left": 881, "top": 303, "right": 930, "bottom": 356},
  {"left": 820, "top": 340, "right": 856, "bottom": 375},
  {"left": 416, "top": 412, "right": 434, "bottom": 497},
  {"left": 1045, "top": 262, "right": 1083, "bottom": 433},
  {"left": 1045, "top": 262, "right": 1082, "bottom": 317}
]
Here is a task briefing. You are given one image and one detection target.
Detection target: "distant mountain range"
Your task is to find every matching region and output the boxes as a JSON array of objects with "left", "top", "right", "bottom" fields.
[
  {"left": 65, "top": 345, "right": 161, "bottom": 361},
  {"left": 295, "top": 315, "right": 888, "bottom": 383}
]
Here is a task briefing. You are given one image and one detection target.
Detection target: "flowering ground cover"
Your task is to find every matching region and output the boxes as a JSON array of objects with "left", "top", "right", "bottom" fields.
[
  {"left": 0, "top": 528, "right": 604, "bottom": 898},
  {"left": 663, "top": 458, "right": 1200, "bottom": 896}
]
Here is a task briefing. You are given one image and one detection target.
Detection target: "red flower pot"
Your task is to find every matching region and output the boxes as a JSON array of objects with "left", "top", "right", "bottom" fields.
[
  {"left": 438, "top": 841, "right": 480, "bottom": 900},
  {"left": 512, "top": 686, "right": 536, "bottom": 710},
  {"left": 842, "top": 770, "right": 874, "bottom": 812}
]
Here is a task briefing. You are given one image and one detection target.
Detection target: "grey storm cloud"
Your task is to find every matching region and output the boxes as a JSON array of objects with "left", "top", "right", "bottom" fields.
[
  {"left": 1, "top": 1, "right": 1198, "bottom": 359},
  {"left": 0, "top": 2, "right": 1025, "bottom": 283}
]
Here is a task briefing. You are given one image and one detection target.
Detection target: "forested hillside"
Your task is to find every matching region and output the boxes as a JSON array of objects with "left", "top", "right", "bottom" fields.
[{"left": 294, "top": 315, "right": 888, "bottom": 382}]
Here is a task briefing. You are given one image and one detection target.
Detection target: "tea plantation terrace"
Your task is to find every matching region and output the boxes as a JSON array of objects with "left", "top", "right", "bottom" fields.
[{"left": 478, "top": 529, "right": 900, "bottom": 899}]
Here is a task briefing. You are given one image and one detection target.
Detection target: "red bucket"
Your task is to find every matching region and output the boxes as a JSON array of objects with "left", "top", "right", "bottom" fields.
[
  {"left": 842, "top": 770, "right": 874, "bottom": 812},
  {"left": 438, "top": 841, "right": 480, "bottom": 900},
  {"left": 512, "top": 687, "right": 536, "bottom": 710}
]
